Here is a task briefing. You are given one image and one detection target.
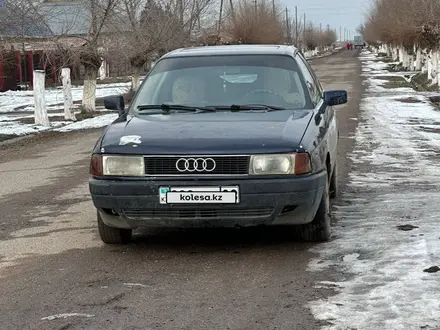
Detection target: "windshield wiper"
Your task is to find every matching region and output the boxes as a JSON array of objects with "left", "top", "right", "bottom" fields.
[
  {"left": 209, "top": 104, "right": 285, "bottom": 111},
  {"left": 137, "top": 104, "right": 216, "bottom": 113}
]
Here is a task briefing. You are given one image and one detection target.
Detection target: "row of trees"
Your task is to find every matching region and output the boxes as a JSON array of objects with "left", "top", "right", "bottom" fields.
[
  {"left": 363, "top": 0, "right": 440, "bottom": 86},
  {"left": 0, "top": 0, "right": 338, "bottom": 122}
]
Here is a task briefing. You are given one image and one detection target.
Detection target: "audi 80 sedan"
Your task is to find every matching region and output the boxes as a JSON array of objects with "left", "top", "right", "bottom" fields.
[{"left": 89, "top": 44, "right": 347, "bottom": 244}]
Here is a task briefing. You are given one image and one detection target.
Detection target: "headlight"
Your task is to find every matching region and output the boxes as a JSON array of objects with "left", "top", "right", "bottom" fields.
[
  {"left": 249, "top": 153, "right": 311, "bottom": 175},
  {"left": 102, "top": 155, "right": 144, "bottom": 176}
]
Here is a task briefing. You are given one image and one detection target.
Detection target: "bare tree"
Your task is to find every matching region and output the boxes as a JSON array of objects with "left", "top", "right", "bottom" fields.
[
  {"left": 115, "top": 0, "right": 215, "bottom": 91},
  {"left": 223, "top": 0, "right": 284, "bottom": 44},
  {"left": 0, "top": 0, "right": 51, "bottom": 89},
  {"left": 76, "top": 0, "right": 121, "bottom": 112},
  {"left": 364, "top": 0, "right": 440, "bottom": 83},
  {"left": 303, "top": 22, "right": 336, "bottom": 51}
]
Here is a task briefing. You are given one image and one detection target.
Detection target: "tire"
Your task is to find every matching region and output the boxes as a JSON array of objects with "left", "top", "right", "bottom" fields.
[
  {"left": 97, "top": 211, "right": 132, "bottom": 244},
  {"left": 301, "top": 177, "right": 331, "bottom": 242},
  {"left": 329, "top": 162, "right": 338, "bottom": 199}
]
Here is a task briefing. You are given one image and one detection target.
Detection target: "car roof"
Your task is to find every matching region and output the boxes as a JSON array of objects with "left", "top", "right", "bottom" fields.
[{"left": 162, "top": 44, "right": 299, "bottom": 59}]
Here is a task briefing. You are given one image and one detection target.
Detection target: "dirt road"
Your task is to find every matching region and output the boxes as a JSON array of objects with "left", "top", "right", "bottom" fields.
[{"left": 0, "top": 50, "right": 361, "bottom": 330}]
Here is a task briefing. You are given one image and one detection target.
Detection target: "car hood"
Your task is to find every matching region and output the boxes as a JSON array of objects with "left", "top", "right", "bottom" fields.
[{"left": 100, "top": 110, "right": 313, "bottom": 154}]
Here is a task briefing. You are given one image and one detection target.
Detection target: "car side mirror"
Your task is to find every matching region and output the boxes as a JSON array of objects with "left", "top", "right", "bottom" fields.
[
  {"left": 323, "top": 90, "right": 348, "bottom": 106},
  {"left": 104, "top": 95, "right": 125, "bottom": 117}
]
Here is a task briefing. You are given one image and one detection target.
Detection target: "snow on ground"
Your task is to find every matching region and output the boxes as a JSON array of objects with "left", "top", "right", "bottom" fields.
[
  {"left": 53, "top": 114, "right": 118, "bottom": 132},
  {"left": 0, "top": 121, "right": 68, "bottom": 136},
  {"left": 0, "top": 82, "right": 130, "bottom": 113},
  {"left": 0, "top": 114, "right": 118, "bottom": 137},
  {"left": 308, "top": 49, "right": 440, "bottom": 329},
  {"left": 0, "top": 81, "right": 128, "bottom": 138}
]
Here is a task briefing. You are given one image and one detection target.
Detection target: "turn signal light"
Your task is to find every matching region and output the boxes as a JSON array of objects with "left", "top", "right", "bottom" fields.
[
  {"left": 294, "top": 153, "right": 312, "bottom": 175},
  {"left": 90, "top": 154, "right": 103, "bottom": 176}
]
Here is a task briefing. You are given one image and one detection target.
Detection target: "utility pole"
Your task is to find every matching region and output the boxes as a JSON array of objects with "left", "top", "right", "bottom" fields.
[
  {"left": 303, "top": 13, "right": 306, "bottom": 49},
  {"left": 229, "top": 0, "right": 235, "bottom": 23},
  {"left": 218, "top": 0, "right": 223, "bottom": 35},
  {"left": 254, "top": 0, "right": 257, "bottom": 12},
  {"left": 295, "top": 6, "right": 298, "bottom": 47},
  {"left": 285, "top": 7, "right": 289, "bottom": 44},
  {"left": 340, "top": 26, "right": 342, "bottom": 42},
  {"left": 272, "top": 0, "right": 275, "bottom": 19}
]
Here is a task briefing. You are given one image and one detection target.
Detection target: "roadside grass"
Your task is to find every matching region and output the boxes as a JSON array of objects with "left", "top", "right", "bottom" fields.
[
  {"left": 428, "top": 95, "right": 440, "bottom": 111},
  {"left": 410, "top": 72, "right": 439, "bottom": 92},
  {"left": 0, "top": 134, "right": 17, "bottom": 143}
]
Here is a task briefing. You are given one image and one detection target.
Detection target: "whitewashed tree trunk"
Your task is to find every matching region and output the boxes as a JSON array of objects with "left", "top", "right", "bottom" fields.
[
  {"left": 386, "top": 44, "right": 392, "bottom": 57},
  {"left": 398, "top": 45, "right": 404, "bottom": 63},
  {"left": 33, "top": 70, "right": 50, "bottom": 126},
  {"left": 402, "top": 48, "right": 410, "bottom": 69},
  {"left": 392, "top": 46, "right": 399, "bottom": 61},
  {"left": 427, "top": 50, "right": 433, "bottom": 79},
  {"left": 98, "top": 59, "right": 107, "bottom": 80},
  {"left": 409, "top": 55, "right": 414, "bottom": 71},
  {"left": 431, "top": 50, "right": 438, "bottom": 85},
  {"left": 82, "top": 66, "right": 98, "bottom": 112},
  {"left": 131, "top": 66, "right": 141, "bottom": 91},
  {"left": 421, "top": 49, "right": 428, "bottom": 73},
  {"left": 61, "top": 68, "right": 76, "bottom": 121},
  {"left": 434, "top": 49, "right": 440, "bottom": 87},
  {"left": 415, "top": 46, "right": 422, "bottom": 71}
]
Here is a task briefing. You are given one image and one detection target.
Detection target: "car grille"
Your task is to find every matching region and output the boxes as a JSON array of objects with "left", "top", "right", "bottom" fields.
[
  {"left": 123, "top": 208, "right": 274, "bottom": 220},
  {"left": 144, "top": 156, "right": 250, "bottom": 175}
]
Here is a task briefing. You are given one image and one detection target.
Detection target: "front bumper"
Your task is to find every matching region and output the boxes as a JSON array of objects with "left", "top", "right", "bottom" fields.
[{"left": 89, "top": 171, "right": 327, "bottom": 229}]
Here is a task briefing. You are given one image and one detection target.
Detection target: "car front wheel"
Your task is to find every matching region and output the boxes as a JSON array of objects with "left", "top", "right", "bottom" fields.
[
  {"left": 301, "top": 177, "right": 331, "bottom": 242},
  {"left": 97, "top": 211, "right": 132, "bottom": 245}
]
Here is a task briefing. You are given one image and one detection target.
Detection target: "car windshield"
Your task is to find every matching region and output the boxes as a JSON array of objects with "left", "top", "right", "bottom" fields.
[{"left": 129, "top": 54, "right": 314, "bottom": 113}]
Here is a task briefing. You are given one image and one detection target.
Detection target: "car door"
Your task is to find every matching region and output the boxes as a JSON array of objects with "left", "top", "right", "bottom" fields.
[{"left": 296, "top": 53, "right": 338, "bottom": 175}]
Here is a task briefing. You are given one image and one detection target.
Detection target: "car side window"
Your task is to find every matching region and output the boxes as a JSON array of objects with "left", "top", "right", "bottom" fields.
[{"left": 296, "top": 54, "right": 322, "bottom": 106}]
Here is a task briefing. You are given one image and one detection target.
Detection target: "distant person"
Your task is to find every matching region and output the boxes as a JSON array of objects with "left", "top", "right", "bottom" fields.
[{"left": 346, "top": 42, "right": 350, "bottom": 50}]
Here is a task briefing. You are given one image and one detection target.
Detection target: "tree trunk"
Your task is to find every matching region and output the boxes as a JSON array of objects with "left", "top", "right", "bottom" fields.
[
  {"left": 434, "top": 49, "right": 440, "bottom": 86},
  {"left": 131, "top": 66, "right": 141, "bottom": 91},
  {"left": 415, "top": 46, "right": 422, "bottom": 71},
  {"left": 392, "top": 46, "right": 398, "bottom": 61},
  {"left": 33, "top": 70, "right": 50, "bottom": 126},
  {"left": 82, "top": 66, "right": 98, "bottom": 112},
  {"left": 386, "top": 44, "right": 392, "bottom": 57},
  {"left": 402, "top": 48, "right": 410, "bottom": 69},
  {"left": 399, "top": 45, "right": 406, "bottom": 65},
  {"left": 427, "top": 50, "right": 433, "bottom": 80},
  {"left": 61, "top": 68, "right": 76, "bottom": 121},
  {"left": 98, "top": 59, "right": 107, "bottom": 80},
  {"left": 421, "top": 50, "right": 428, "bottom": 73}
]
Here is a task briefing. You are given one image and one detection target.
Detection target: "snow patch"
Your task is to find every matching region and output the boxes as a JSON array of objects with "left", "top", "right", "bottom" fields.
[
  {"left": 41, "top": 313, "right": 95, "bottom": 321},
  {"left": 53, "top": 114, "right": 118, "bottom": 132},
  {"left": 119, "top": 135, "right": 142, "bottom": 145},
  {"left": 0, "top": 82, "right": 130, "bottom": 113},
  {"left": 308, "top": 49, "right": 440, "bottom": 329}
]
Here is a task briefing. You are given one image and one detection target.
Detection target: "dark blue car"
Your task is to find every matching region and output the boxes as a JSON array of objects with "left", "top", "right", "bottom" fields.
[{"left": 89, "top": 45, "right": 348, "bottom": 244}]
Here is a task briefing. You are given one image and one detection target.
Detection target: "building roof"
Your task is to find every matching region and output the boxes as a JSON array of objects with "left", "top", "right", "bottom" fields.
[
  {"left": 163, "top": 44, "right": 299, "bottom": 58},
  {"left": 37, "top": 1, "right": 90, "bottom": 36},
  {"left": 0, "top": 4, "right": 53, "bottom": 37},
  {"left": 0, "top": 0, "right": 130, "bottom": 38}
]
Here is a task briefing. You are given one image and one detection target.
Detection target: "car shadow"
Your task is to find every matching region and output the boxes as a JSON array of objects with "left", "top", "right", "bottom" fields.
[{"left": 122, "top": 226, "right": 315, "bottom": 253}]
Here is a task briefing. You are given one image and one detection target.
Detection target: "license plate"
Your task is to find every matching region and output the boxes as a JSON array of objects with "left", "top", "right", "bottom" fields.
[{"left": 159, "top": 186, "right": 239, "bottom": 204}]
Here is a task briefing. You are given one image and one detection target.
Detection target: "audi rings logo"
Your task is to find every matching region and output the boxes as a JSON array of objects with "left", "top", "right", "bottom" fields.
[{"left": 175, "top": 158, "right": 216, "bottom": 172}]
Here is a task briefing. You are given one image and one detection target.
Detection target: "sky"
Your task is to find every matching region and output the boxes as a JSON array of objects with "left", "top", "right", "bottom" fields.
[{"left": 281, "top": 0, "right": 370, "bottom": 40}]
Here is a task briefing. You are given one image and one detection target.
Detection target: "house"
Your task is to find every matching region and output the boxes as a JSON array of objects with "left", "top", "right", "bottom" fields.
[{"left": 0, "top": 0, "right": 132, "bottom": 92}]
